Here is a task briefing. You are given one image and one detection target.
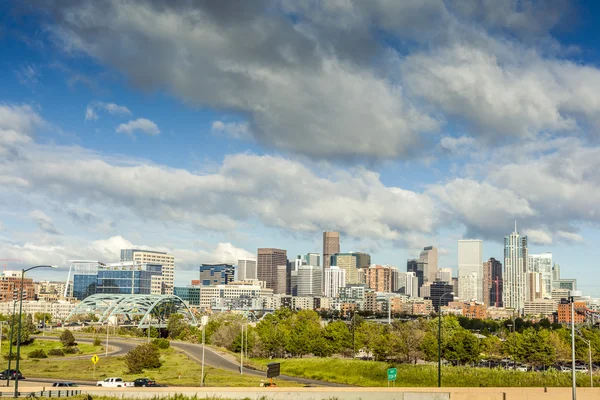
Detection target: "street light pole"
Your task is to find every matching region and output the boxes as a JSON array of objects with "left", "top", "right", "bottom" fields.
[
  {"left": 6, "top": 301, "right": 16, "bottom": 387},
  {"left": 570, "top": 290, "right": 582, "bottom": 400},
  {"left": 438, "top": 292, "right": 454, "bottom": 388},
  {"left": 14, "top": 265, "right": 57, "bottom": 398}
]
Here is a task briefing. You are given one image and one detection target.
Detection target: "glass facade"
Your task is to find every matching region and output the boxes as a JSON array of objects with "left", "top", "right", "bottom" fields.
[
  {"left": 199, "top": 264, "right": 235, "bottom": 286},
  {"left": 174, "top": 286, "right": 201, "bottom": 305},
  {"left": 97, "top": 269, "right": 155, "bottom": 295},
  {"left": 73, "top": 274, "right": 98, "bottom": 300}
]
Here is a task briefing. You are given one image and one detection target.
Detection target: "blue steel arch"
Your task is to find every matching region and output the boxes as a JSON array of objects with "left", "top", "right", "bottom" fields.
[{"left": 67, "top": 294, "right": 197, "bottom": 329}]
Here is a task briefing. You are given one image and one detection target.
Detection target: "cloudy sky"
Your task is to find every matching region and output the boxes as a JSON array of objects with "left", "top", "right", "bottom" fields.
[{"left": 1, "top": 0, "right": 600, "bottom": 294}]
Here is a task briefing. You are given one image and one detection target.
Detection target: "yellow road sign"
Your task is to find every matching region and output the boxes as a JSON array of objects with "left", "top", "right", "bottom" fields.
[{"left": 91, "top": 354, "right": 99, "bottom": 364}]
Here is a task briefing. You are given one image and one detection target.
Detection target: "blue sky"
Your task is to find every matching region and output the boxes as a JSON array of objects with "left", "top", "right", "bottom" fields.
[{"left": 1, "top": 0, "right": 600, "bottom": 295}]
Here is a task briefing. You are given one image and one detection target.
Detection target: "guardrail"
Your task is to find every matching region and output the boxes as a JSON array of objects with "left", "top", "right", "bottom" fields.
[{"left": 0, "top": 390, "right": 83, "bottom": 398}]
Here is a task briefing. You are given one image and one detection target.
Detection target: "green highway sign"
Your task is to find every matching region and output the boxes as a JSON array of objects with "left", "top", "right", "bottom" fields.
[{"left": 387, "top": 367, "right": 397, "bottom": 381}]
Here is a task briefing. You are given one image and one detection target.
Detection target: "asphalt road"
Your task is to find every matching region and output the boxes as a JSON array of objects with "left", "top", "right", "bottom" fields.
[
  {"left": 33, "top": 336, "right": 136, "bottom": 357},
  {"left": 170, "top": 341, "right": 352, "bottom": 387},
  {"left": 34, "top": 335, "right": 352, "bottom": 388}
]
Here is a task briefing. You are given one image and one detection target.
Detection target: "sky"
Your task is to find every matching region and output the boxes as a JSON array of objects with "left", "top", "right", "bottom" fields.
[{"left": 1, "top": 0, "right": 600, "bottom": 294}]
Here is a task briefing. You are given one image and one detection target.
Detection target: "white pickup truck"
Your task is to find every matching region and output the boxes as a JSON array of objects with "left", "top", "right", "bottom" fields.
[{"left": 96, "top": 377, "right": 134, "bottom": 387}]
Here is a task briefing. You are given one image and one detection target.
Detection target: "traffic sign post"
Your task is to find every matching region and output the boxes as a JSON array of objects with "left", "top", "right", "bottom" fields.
[
  {"left": 91, "top": 354, "right": 99, "bottom": 379},
  {"left": 387, "top": 367, "right": 397, "bottom": 387}
]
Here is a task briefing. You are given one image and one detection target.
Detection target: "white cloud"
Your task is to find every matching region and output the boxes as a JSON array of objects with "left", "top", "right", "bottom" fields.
[
  {"left": 524, "top": 229, "right": 553, "bottom": 245},
  {"left": 428, "top": 179, "right": 535, "bottom": 238},
  {"left": 439, "top": 136, "right": 476, "bottom": 156},
  {"left": 556, "top": 231, "right": 584, "bottom": 243},
  {"left": 85, "top": 106, "right": 98, "bottom": 121},
  {"left": 116, "top": 118, "right": 160, "bottom": 136},
  {"left": 15, "top": 65, "right": 40, "bottom": 85},
  {"left": 29, "top": 210, "right": 61, "bottom": 235},
  {"left": 211, "top": 121, "right": 251, "bottom": 140},
  {"left": 85, "top": 102, "right": 131, "bottom": 121},
  {"left": 100, "top": 102, "right": 131, "bottom": 116}
]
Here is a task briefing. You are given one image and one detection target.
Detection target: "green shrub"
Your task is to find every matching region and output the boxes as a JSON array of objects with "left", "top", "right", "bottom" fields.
[
  {"left": 152, "top": 338, "right": 170, "bottom": 349},
  {"left": 125, "top": 343, "right": 162, "bottom": 373},
  {"left": 3, "top": 353, "right": 20, "bottom": 361},
  {"left": 48, "top": 348, "right": 65, "bottom": 356},
  {"left": 28, "top": 349, "right": 47, "bottom": 359},
  {"left": 93, "top": 337, "right": 102, "bottom": 347},
  {"left": 60, "top": 330, "right": 76, "bottom": 347},
  {"left": 63, "top": 346, "right": 79, "bottom": 355}
]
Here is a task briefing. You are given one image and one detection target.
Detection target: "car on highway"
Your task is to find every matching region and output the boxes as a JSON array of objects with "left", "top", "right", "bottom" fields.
[
  {"left": 133, "top": 378, "right": 157, "bottom": 387},
  {"left": 52, "top": 382, "right": 78, "bottom": 387},
  {"left": 96, "top": 377, "right": 134, "bottom": 387},
  {"left": 0, "top": 370, "right": 24, "bottom": 380}
]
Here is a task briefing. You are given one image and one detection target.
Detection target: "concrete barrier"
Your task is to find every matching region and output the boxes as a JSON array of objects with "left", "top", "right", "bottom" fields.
[{"left": 1, "top": 386, "right": 599, "bottom": 399}]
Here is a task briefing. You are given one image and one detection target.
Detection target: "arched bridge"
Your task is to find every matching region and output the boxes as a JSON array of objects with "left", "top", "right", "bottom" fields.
[{"left": 66, "top": 294, "right": 198, "bottom": 328}]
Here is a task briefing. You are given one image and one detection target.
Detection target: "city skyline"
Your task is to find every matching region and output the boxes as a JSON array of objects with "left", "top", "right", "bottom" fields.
[{"left": 2, "top": 1, "right": 600, "bottom": 298}]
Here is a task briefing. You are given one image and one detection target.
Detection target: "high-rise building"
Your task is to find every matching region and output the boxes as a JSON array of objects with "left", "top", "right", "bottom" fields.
[
  {"left": 297, "top": 265, "right": 323, "bottom": 297},
  {"left": 323, "top": 231, "right": 340, "bottom": 268},
  {"left": 437, "top": 268, "right": 452, "bottom": 283},
  {"left": 237, "top": 259, "right": 257, "bottom": 281},
  {"left": 406, "top": 259, "right": 426, "bottom": 288},
  {"left": 458, "top": 240, "right": 483, "bottom": 302},
  {"left": 503, "top": 224, "right": 528, "bottom": 311},
  {"left": 324, "top": 267, "right": 346, "bottom": 298},
  {"left": 552, "top": 263, "right": 561, "bottom": 281},
  {"left": 121, "top": 249, "right": 175, "bottom": 294},
  {"left": 525, "top": 272, "right": 543, "bottom": 302},
  {"left": 257, "top": 248, "right": 288, "bottom": 294},
  {"left": 354, "top": 252, "right": 371, "bottom": 269},
  {"left": 484, "top": 258, "right": 503, "bottom": 307},
  {"left": 419, "top": 246, "right": 439, "bottom": 284},
  {"left": 364, "top": 265, "right": 398, "bottom": 293},
  {"left": 199, "top": 264, "right": 235, "bottom": 286},
  {"left": 429, "top": 280, "right": 454, "bottom": 312},
  {"left": 330, "top": 253, "right": 359, "bottom": 284},
  {"left": 291, "top": 256, "right": 307, "bottom": 272},
  {"left": 405, "top": 272, "right": 419, "bottom": 298},
  {"left": 304, "top": 253, "right": 321, "bottom": 267},
  {"left": 275, "top": 264, "right": 288, "bottom": 295},
  {"left": 528, "top": 253, "right": 552, "bottom": 298}
]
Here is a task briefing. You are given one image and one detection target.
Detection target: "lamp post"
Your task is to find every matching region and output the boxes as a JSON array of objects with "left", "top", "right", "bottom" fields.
[
  {"left": 569, "top": 290, "right": 583, "bottom": 400},
  {"left": 6, "top": 301, "right": 16, "bottom": 387},
  {"left": 506, "top": 323, "right": 514, "bottom": 370},
  {"left": 438, "top": 292, "right": 454, "bottom": 388},
  {"left": 200, "top": 315, "right": 208, "bottom": 387},
  {"left": 14, "top": 265, "right": 57, "bottom": 397}
]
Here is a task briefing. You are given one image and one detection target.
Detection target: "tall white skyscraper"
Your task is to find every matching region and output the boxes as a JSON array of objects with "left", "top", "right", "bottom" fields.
[
  {"left": 405, "top": 272, "right": 419, "bottom": 298},
  {"left": 528, "top": 253, "right": 552, "bottom": 298},
  {"left": 297, "top": 265, "right": 323, "bottom": 297},
  {"left": 324, "top": 266, "right": 346, "bottom": 298},
  {"left": 458, "top": 240, "right": 483, "bottom": 302},
  {"left": 237, "top": 259, "right": 257, "bottom": 281},
  {"left": 503, "top": 224, "right": 528, "bottom": 311}
]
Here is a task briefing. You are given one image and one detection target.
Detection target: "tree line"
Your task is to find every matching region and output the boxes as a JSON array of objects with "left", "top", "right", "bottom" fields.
[{"left": 167, "top": 309, "right": 600, "bottom": 367}]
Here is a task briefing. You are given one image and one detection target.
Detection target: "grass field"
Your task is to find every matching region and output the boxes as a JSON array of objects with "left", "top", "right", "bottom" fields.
[
  {"left": 252, "top": 358, "right": 600, "bottom": 387},
  {"left": 1, "top": 339, "right": 100, "bottom": 359},
  {"left": 18, "top": 347, "right": 302, "bottom": 387}
]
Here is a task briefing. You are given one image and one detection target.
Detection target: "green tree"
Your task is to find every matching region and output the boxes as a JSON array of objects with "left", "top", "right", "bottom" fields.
[
  {"left": 8, "top": 315, "right": 33, "bottom": 345},
  {"left": 167, "top": 314, "right": 187, "bottom": 339},
  {"left": 125, "top": 343, "right": 162, "bottom": 373},
  {"left": 444, "top": 329, "right": 480, "bottom": 365},
  {"left": 60, "top": 329, "right": 76, "bottom": 347},
  {"left": 321, "top": 320, "right": 351, "bottom": 356},
  {"left": 255, "top": 313, "right": 290, "bottom": 358},
  {"left": 481, "top": 335, "right": 503, "bottom": 360},
  {"left": 288, "top": 310, "right": 322, "bottom": 357},
  {"left": 34, "top": 312, "right": 52, "bottom": 325},
  {"left": 522, "top": 328, "right": 556, "bottom": 367},
  {"left": 391, "top": 320, "right": 424, "bottom": 364}
]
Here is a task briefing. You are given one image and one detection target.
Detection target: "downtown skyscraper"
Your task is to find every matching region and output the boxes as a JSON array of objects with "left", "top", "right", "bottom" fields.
[
  {"left": 322, "top": 231, "right": 340, "bottom": 268},
  {"left": 503, "top": 224, "right": 528, "bottom": 311}
]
